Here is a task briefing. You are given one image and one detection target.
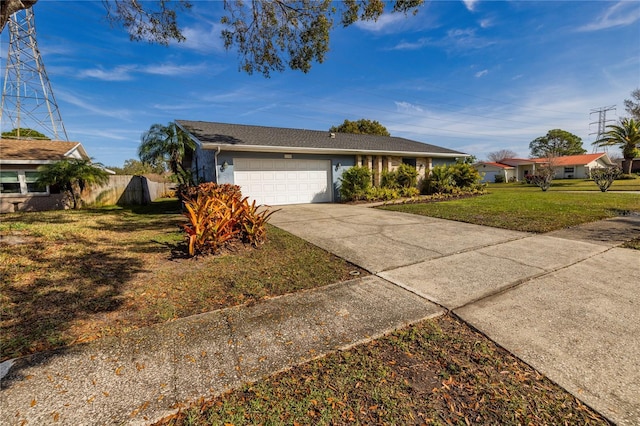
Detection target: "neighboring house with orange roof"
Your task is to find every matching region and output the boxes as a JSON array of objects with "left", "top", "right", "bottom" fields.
[
  {"left": 0, "top": 138, "right": 89, "bottom": 212},
  {"left": 473, "top": 161, "right": 516, "bottom": 183},
  {"left": 474, "top": 153, "right": 614, "bottom": 183}
]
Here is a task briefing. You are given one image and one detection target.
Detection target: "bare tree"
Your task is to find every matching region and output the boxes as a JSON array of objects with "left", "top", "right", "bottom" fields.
[
  {"left": 487, "top": 149, "right": 518, "bottom": 163},
  {"left": 591, "top": 167, "right": 622, "bottom": 192}
]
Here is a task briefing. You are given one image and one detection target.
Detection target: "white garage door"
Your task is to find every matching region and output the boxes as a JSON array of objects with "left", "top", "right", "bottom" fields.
[{"left": 233, "top": 158, "right": 332, "bottom": 206}]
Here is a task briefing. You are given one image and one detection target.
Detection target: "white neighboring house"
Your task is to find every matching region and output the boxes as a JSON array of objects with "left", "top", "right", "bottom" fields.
[
  {"left": 0, "top": 138, "right": 89, "bottom": 212},
  {"left": 474, "top": 161, "right": 516, "bottom": 183},
  {"left": 475, "top": 153, "right": 615, "bottom": 182}
]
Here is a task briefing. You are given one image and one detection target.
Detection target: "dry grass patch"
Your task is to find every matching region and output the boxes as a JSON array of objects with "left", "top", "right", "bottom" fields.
[
  {"left": 156, "top": 315, "right": 609, "bottom": 426},
  {"left": 0, "top": 199, "right": 363, "bottom": 361}
]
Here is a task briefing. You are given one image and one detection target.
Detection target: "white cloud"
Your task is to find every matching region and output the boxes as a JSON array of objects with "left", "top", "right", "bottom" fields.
[
  {"left": 78, "top": 66, "right": 135, "bottom": 81},
  {"left": 140, "top": 63, "right": 210, "bottom": 76},
  {"left": 462, "top": 0, "right": 479, "bottom": 12},
  {"left": 395, "top": 101, "right": 424, "bottom": 113},
  {"left": 354, "top": 13, "right": 411, "bottom": 32},
  {"left": 577, "top": 1, "right": 640, "bottom": 32},
  {"left": 479, "top": 18, "right": 493, "bottom": 29},
  {"left": 179, "top": 23, "right": 225, "bottom": 52},
  {"left": 78, "top": 63, "right": 210, "bottom": 81},
  {"left": 475, "top": 69, "right": 488, "bottom": 78},
  {"left": 446, "top": 28, "right": 495, "bottom": 49},
  {"left": 57, "top": 91, "right": 133, "bottom": 121},
  {"left": 390, "top": 37, "right": 432, "bottom": 50}
]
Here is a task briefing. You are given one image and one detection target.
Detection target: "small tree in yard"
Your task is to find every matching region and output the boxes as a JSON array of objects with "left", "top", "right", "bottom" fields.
[
  {"left": 591, "top": 167, "right": 622, "bottom": 192},
  {"left": 527, "top": 164, "right": 555, "bottom": 192},
  {"left": 36, "top": 159, "right": 110, "bottom": 209}
]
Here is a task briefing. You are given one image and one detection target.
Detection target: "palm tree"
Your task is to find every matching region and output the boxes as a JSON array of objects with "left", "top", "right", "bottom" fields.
[
  {"left": 36, "top": 159, "right": 110, "bottom": 209},
  {"left": 595, "top": 118, "right": 640, "bottom": 174},
  {"left": 138, "top": 122, "right": 195, "bottom": 182}
]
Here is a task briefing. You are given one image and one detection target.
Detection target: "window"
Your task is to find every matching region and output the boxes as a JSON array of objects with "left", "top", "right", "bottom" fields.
[
  {"left": 0, "top": 171, "right": 21, "bottom": 194},
  {"left": 25, "top": 171, "right": 47, "bottom": 193},
  {"left": 564, "top": 167, "right": 575, "bottom": 174},
  {"left": 402, "top": 158, "right": 417, "bottom": 168},
  {"left": 0, "top": 170, "right": 48, "bottom": 195}
]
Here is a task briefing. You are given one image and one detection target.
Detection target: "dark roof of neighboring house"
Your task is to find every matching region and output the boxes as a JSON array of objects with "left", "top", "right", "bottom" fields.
[
  {"left": 176, "top": 120, "right": 467, "bottom": 157},
  {"left": 0, "top": 139, "right": 89, "bottom": 162}
]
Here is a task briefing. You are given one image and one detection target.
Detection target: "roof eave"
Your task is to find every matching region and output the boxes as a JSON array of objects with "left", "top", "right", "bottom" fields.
[
  {"left": 0, "top": 159, "right": 59, "bottom": 165},
  {"left": 199, "top": 143, "right": 466, "bottom": 158}
]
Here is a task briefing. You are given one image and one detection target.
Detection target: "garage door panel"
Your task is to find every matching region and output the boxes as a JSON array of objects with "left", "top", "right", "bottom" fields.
[{"left": 233, "top": 158, "right": 332, "bottom": 206}]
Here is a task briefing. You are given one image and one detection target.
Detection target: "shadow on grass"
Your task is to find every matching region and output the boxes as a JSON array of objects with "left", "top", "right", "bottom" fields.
[{"left": 0, "top": 234, "right": 148, "bottom": 365}]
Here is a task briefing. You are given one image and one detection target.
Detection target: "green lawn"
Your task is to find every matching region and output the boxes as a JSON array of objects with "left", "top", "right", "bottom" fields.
[
  {"left": 382, "top": 185, "right": 640, "bottom": 233},
  {"left": 491, "top": 177, "right": 640, "bottom": 192}
]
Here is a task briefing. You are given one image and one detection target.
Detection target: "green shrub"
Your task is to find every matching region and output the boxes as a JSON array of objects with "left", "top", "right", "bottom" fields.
[
  {"left": 395, "top": 163, "right": 418, "bottom": 188},
  {"left": 494, "top": 174, "right": 505, "bottom": 183},
  {"left": 450, "top": 161, "right": 483, "bottom": 189},
  {"left": 339, "top": 166, "right": 372, "bottom": 201},
  {"left": 399, "top": 186, "right": 420, "bottom": 198},
  {"left": 420, "top": 166, "right": 455, "bottom": 195},
  {"left": 380, "top": 170, "right": 399, "bottom": 189},
  {"left": 366, "top": 187, "right": 399, "bottom": 201},
  {"left": 617, "top": 173, "right": 639, "bottom": 180},
  {"left": 421, "top": 163, "right": 484, "bottom": 195},
  {"left": 381, "top": 164, "right": 418, "bottom": 189}
]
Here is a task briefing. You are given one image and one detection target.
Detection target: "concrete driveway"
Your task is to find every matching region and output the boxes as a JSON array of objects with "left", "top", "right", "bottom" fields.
[{"left": 271, "top": 203, "right": 640, "bottom": 426}]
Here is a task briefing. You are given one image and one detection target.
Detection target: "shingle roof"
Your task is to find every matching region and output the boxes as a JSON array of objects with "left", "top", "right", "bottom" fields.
[
  {"left": 500, "top": 153, "right": 610, "bottom": 167},
  {"left": 176, "top": 120, "right": 466, "bottom": 156},
  {"left": 545, "top": 153, "right": 609, "bottom": 166},
  {"left": 476, "top": 161, "right": 514, "bottom": 169},
  {"left": 0, "top": 139, "right": 89, "bottom": 162}
]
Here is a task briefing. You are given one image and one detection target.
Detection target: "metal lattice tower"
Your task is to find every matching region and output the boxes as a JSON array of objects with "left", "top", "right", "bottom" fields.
[
  {"left": 1, "top": 7, "right": 68, "bottom": 140},
  {"left": 589, "top": 105, "right": 616, "bottom": 153}
]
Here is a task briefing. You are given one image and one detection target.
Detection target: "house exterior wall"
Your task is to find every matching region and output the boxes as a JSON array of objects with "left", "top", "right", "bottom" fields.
[
  {"left": 474, "top": 164, "right": 515, "bottom": 183},
  {"left": 207, "top": 150, "right": 355, "bottom": 201},
  {"left": 193, "top": 148, "right": 462, "bottom": 202}
]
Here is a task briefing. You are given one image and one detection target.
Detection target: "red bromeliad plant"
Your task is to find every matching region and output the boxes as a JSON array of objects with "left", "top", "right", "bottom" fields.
[{"left": 181, "top": 183, "right": 275, "bottom": 256}]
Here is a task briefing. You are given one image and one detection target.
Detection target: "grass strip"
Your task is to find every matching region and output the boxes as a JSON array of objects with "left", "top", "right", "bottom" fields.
[
  {"left": 381, "top": 187, "right": 640, "bottom": 233},
  {"left": 156, "top": 315, "right": 609, "bottom": 426}
]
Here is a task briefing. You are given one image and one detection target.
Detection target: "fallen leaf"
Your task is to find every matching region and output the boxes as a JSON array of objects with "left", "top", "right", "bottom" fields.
[{"left": 30, "top": 399, "right": 37, "bottom": 407}]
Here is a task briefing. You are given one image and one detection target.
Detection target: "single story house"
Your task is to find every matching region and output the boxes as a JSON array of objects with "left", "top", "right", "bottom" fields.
[
  {"left": 474, "top": 161, "right": 516, "bottom": 183},
  {"left": 176, "top": 120, "right": 468, "bottom": 205},
  {"left": 0, "top": 138, "right": 89, "bottom": 212},
  {"left": 475, "top": 153, "right": 614, "bottom": 182}
]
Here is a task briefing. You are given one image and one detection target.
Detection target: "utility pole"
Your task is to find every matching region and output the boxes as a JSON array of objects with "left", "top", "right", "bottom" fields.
[
  {"left": 1, "top": 7, "right": 68, "bottom": 140},
  {"left": 589, "top": 105, "right": 616, "bottom": 153}
]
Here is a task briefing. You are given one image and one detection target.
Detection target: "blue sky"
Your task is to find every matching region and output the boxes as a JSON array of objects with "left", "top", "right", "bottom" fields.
[{"left": 1, "top": 0, "right": 639, "bottom": 167}]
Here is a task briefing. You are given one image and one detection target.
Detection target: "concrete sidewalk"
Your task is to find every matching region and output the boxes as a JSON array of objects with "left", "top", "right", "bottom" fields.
[
  {"left": 271, "top": 204, "right": 640, "bottom": 426},
  {"left": 2, "top": 204, "right": 638, "bottom": 425},
  {"left": 1, "top": 277, "right": 442, "bottom": 425}
]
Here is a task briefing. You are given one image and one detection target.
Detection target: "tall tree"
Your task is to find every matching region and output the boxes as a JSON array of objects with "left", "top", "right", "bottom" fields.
[
  {"left": 529, "top": 129, "right": 586, "bottom": 158},
  {"left": 594, "top": 118, "right": 640, "bottom": 174},
  {"left": 36, "top": 158, "right": 109, "bottom": 209},
  {"left": 139, "top": 122, "right": 195, "bottom": 179},
  {"left": 1, "top": 128, "right": 50, "bottom": 140},
  {"left": 487, "top": 149, "right": 518, "bottom": 163},
  {"left": 624, "top": 88, "right": 640, "bottom": 121},
  {"left": 330, "top": 119, "right": 390, "bottom": 136},
  {"left": 1, "top": 0, "right": 424, "bottom": 77}
]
